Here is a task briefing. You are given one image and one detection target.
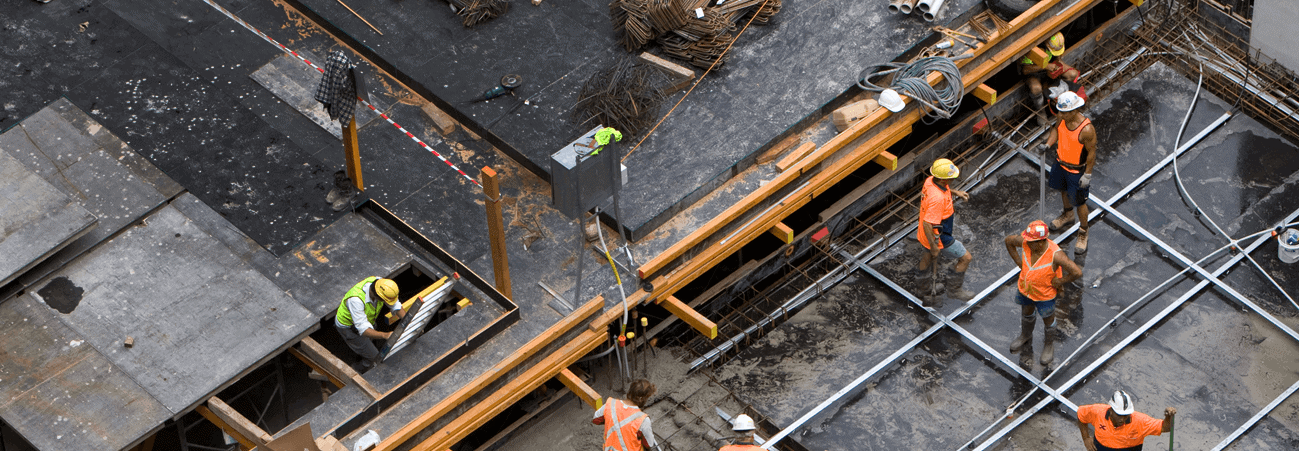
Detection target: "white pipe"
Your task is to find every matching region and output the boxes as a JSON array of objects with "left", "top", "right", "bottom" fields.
[
  {"left": 887, "top": 0, "right": 905, "bottom": 14},
  {"left": 899, "top": 0, "right": 917, "bottom": 14},
  {"left": 920, "top": 0, "right": 945, "bottom": 21}
]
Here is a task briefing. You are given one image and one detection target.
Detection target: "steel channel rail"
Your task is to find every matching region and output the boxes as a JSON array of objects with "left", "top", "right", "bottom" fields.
[
  {"left": 972, "top": 205, "right": 1299, "bottom": 450},
  {"left": 1211, "top": 378, "right": 1299, "bottom": 450}
]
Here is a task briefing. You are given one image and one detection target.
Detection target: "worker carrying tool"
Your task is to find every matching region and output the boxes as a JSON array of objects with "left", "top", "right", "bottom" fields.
[
  {"left": 1040, "top": 91, "right": 1097, "bottom": 252},
  {"left": 593, "top": 379, "right": 660, "bottom": 451},
  {"left": 584, "top": 126, "right": 623, "bottom": 156},
  {"left": 915, "top": 158, "right": 976, "bottom": 306},
  {"left": 1003, "top": 220, "right": 1082, "bottom": 365},
  {"left": 718, "top": 414, "right": 762, "bottom": 450},
  {"left": 1019, "top": 32, "right": 1085, "bottom": 126},
  {"left": 1077, "top": 390, "right": 1176, "bottom": 451},
  {"left": 334, "top": 277, "right": 405, "bottom": 371}
]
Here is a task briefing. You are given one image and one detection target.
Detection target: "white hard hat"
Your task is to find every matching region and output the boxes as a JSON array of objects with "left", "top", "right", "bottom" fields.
[
  {"left": 879, "top": 89, "right": 905, "bottom": 113},
  {"left": 731, "top": 414, "right": 756, "bottom": 432},
  {"left": 1056, "top": 91, "right": 1085, "bottom": 112},
  {"left": 1108, "top": 390, "right": 1135, "bottom": 416}
]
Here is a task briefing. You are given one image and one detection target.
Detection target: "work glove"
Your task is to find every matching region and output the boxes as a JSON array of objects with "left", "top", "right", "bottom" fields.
[
  {"left": 1079, "top": 173, "right": 1092, "bottom": 189},
  {"left": 1037, "top": 142, "right": 1050, "bottom": 155}
]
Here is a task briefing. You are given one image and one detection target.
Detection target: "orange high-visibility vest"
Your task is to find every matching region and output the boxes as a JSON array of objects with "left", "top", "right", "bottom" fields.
[
  {"left": 1056, "top": 118, "right": 1091, "bottom": 174},
  {"left": 916, "top": 176, "right": 955, "bottom": 250},
  {"left": 720, "top": 444, "right": 764, "bottom": 451},
  {"left": 1018, "top": 240, "right": 1063, "bottom": 301},
  {"left": 602, "top": 398, "right": 646, "bottom": 451}
]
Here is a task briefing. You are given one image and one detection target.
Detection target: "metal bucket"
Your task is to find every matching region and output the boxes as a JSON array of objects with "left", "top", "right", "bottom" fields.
[{"left": 1280, "top": 228, "right": 1299, "bottom": 264}]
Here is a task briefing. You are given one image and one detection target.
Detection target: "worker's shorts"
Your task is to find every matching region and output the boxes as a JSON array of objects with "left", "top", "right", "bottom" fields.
[
  {"left": 1015, "top": 292, "right": 1056, "bottom": 319},
  {"left": 937, "top": 239, "right": 968, "bottom": 260},
  {"left": 1047, "top": 163, "right": 1090, "bottom": 207}
]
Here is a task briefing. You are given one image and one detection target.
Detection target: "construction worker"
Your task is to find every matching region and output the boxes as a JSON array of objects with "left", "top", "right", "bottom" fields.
[
  {"left": 593, "top": 379, "right": 660, "bottom": 451},
  {"left": 585, "top": 126, "right": 623, "bottom": 156},
  {"left": 916, "top": 158, "right": 975, "bottom": 305},
  {"left": 1041, "top": 91, "right": 1097, "bottom": 252},
  {"left": 1019, "top": 32, "right": 1085, "bottom": 125},
  {"left": 1077, "top": 390, "right": 1176, "bottom": 451},
  {"left": 1003, "top": 220, "right": 1082, "bottom": 365},
  {"left": 719, "top": 414, "right": 762, "bottom": 450},
  {"left": 335, "top": 277, "right": 405, "bottom": 371}
]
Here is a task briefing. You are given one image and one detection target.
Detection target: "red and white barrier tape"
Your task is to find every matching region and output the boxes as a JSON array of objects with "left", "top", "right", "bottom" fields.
[{"left": 201, "top": 0, "right": 481, "bottom": 187}]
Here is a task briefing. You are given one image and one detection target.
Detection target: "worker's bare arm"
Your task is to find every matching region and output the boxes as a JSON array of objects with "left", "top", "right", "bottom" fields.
[
  {"left": 922, "top": 221, "right": 941, "bottom": 257},
  {"left": 1077, "top": 421, "right": 1097, "bottom": 451},
  {"left": 1162, "top": 407, "right": 1177, "bottom": 433},
  {"left": 1003, "top": 235, "right": 1022, "bottom": 264},
  {"left": 361, "top": 328, "right": 390, "bottom": 340},
  {"left": 951, "top": 189, "right": 969, "bottom": 201},
  {"left": 1081, "top": 123, "right": 1098, "bottom": 174},
  {"left": 1053, "top": 252, "right": 1083, "bottom": 288}
]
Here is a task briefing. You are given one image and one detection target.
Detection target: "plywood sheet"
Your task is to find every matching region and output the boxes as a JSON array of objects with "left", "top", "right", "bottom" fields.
[{"left": 0, "top": 147, "right": 97, "bottom": 287}]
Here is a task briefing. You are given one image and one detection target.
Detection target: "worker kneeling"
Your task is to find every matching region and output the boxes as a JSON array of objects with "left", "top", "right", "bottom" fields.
[
  {"left": 593, "top": 379, "right": 660, "bottom": 451},
  {"left": 1003, "top": 221, "right": 1081, "bottom": 365},
  {"left": 719, "top": 414, "right": 761, "bottom": 450},
  {"left": 916, "top": 158, "right": 976, "bottom": 306},
  {"left": 335, "top": 277, "right": 405, "bottom": 371}
]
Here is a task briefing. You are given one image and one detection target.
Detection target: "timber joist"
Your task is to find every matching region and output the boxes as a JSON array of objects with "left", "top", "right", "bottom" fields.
[{"left": 631, "top": 0, "right": 1105, "bottom": 311}]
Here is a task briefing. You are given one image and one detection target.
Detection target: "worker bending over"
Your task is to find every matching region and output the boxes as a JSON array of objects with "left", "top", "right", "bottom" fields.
[
  {"left": 335, "top": 277, "right": 405, "bottom": 371},
  {"left": 719, "top": 414, "right": 762, "bottom": 450},
  {"left": 1041, "top": 91, "right": 1098, "bottom": 252},
  {"left": 916, "top": 158, "right": 976, "bottom": 305},
  {"left": 1078, "top": 390, "right": 1176, "bottom": 451},
  {"left": 593, "top": 379, "right": 660, "bottom": 451},
  {"left": 1004, "top": 220, "right": 1081, "bottom": 365},
  {"left": 1019, "top": 32, "right": 1084, "bottom": 125}
]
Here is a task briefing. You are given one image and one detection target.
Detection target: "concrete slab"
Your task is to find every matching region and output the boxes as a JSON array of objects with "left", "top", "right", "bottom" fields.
[
  {"left": 249, "top": 52, "right": 381, "bottom": 140},
  {"left": 0, "top": 143, "right": 97, "bottom": 288}
]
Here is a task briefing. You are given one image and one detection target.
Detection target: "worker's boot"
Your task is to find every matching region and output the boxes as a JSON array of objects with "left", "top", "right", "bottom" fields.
[
  {"left": 1009, "top": 315, "right": 1035, "bottom": 353},
  {"left": 1075, "top": 228, "right": 1089, "bottom": 254},
  {"left": 1050, "top": 210, "right": 1076, "bottom": 231},
  {"left": 1033, "top": 95, "right": 1049, "bottom": 127},
  {"left": 1040, "top": 316, "right": 1057, "bottom": 365},
  {"left": 329, "top": 171, "right": 357, "bottom": 211},
  {"left": 945, "top": 270, "right": 976, "bottom": 302}
]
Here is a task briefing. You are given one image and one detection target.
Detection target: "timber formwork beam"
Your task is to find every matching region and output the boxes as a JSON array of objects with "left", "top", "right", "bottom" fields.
[{"left": 630, "top": 0, "right": 1108, "bottom": 323}]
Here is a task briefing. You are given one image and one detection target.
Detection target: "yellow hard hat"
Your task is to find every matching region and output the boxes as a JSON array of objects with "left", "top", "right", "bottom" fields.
[
  {"left": 931, "top": 158, "right": 960, "bottom": 179},
  {"left": 374, "top": 278, "right": 400, "bottom": 306},
  {"left": 1046, "top": 33, "right": 1065, "bottom": 57}
]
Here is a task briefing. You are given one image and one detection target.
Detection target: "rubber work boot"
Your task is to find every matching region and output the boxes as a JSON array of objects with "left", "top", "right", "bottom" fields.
[
  {"left": 1009, "top": 315, "right": 1035, "bottom": 353},
  {"left": 1040, "top": 318, "right": 1057, "bottom": 365},
  {"left": 1033, "top": 96, "right": 1049, "bottom": 127},
  {"left": 945, "top": 271, "right": 976, "bottom": 301},
  {"left": 330, "top": 171, "right": 357, "bottom": 212},
  {"left": 1050, "top": 210, "right": 1076, "bottom": 231},
  {"left": 1075, "top": 228, "right": 1089, "bottom": 253}
]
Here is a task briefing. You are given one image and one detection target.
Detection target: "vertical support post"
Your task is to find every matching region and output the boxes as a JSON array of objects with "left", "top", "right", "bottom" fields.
[
  {"left": 343, "top": 117, "right": 363, "bottom": 191},
  {"left": 481, "top": 166, "right": 513, "bottom": 299}
]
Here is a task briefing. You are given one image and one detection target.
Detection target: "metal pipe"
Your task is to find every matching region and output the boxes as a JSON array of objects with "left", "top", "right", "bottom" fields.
[
  {"left": 887, "top": 0, "right": 905, "bottom": 14},
  {"left": 919, "top": 0, "right": 945, "bottom": 21},
  {"left": 899, "top": 0, "right": 917, "bottom": 15}
]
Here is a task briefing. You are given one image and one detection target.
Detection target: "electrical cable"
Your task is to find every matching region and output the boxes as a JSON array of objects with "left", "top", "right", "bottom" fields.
[{"left": 856, "top": 55, "right": 967, "bottom": 123}]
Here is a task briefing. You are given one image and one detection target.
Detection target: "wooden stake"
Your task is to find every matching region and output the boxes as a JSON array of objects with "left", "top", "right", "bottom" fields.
[
  {"left": 481, "top": 166, "right": 513, "bottom": 299},
  {"left": 335, "top": 0, "right": 385, "bottom": 35},
  {"left": 343, "top": 116, "right": 363, "bottom": 191}
]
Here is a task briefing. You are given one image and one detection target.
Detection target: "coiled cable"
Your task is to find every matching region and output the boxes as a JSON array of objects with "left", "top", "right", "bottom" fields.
[{"left": 857, "top": 55, "right": 967, "bottom": 123}]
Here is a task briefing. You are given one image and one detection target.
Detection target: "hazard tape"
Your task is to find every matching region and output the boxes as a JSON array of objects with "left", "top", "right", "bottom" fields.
[{"left": 201, "top": 0, "right": 481, "bottom": 187}]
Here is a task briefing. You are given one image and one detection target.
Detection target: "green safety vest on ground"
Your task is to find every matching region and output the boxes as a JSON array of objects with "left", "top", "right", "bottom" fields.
[
  {"left": 590, "top": 127, "right": 622, "bottom": 155},
  {"left": 336, "top": 276, "right": 380, "bottom": 328}
]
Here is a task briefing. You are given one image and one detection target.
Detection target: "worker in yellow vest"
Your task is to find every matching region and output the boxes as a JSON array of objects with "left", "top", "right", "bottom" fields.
[
  {"left": 584, "top": 126, "right": 623, "bottom": 156},
  {"left": 335, "top": 277, "right": 405, "bottom": 371},
  {"left": 719, "top": 414, "right": 762, "bottom": 450},
  {"left": 592, "top": 379, "right": 659, "bottom": 451}
]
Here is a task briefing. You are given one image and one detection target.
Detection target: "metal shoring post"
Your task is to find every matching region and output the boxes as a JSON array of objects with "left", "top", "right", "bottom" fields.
[
  {"left": 855, "top": 263, "right": 1079, "bottom": 411},
  {"left": 971, "top": 205, "right": 1299, "bottom": 450}
]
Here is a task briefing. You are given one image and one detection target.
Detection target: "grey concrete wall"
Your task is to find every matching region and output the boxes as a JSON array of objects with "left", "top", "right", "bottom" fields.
[{"left": 1250, "top": 0, "right": 1299, "bottom": 72}]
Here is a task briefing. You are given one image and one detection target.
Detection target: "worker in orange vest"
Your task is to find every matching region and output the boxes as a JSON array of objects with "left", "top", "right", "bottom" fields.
[
  {"left": 592, "top": 379, "right": 659, "bottom": 451},
  {"left": 1040, "top": 91, "right": 1098, "bottom": 253},
  {"left": 916, "top": 158, "right": 976, "bottom": 306},
  {"left": 719, "top": 414, "right": 762, "bottom": 450},
  {"left": 1077, "top": 390, "right": 1176, "bottom": 451},
  {"left": 1003, "top": 220, "right": 1081, "bottom": 365}
]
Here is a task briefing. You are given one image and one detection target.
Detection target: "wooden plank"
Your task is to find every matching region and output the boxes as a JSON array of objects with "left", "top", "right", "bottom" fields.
[
  {"left": 206, "top": 397, "right": 273, "bottom": 447},
  {"left": 872, "top": 151, "right": 898, "bottom": 171},
  {"left": 482, "top": 166, "right": 513, "bottom": 299},
  {"left": 287, "top": 347, "right": 346, "bottom": 388},
  {"left": 638, "top": 52, "right": 694, "bottom": 80},
  {"left": 758, "top": 137, "right": 798, "bottom": 165},
  {"left": 774, "top": 142, "right": 817, "bottom": 173},
  {"left": 298, "top": 337, "right": 381, "bottom": 399},
  {"left": 196, "top": 406, "right": 256, "bottom": 451},
  {"left": 972, "top": 84, "right": 998, "bottom": 105},
  {"left": 1025, "top": 47, "right": 1051, "bottom": 68},
  {"left": 768, "top": 222, "right": 794, "bottom": 244},
  {"left": 556, "top": 368, "right": 602, "bottom": 410},
  {"left": 659, "top": 296, "right": 718, "bottom": 339},
  {"left": 343, "top": 117, "right": 363, "bottom": 191},
  {"left": 376, "top": 294, "right": 604, "bottom": 450},
  {"left": 811, "top": 125, "right": 911, "bottom": 197},
  {"left": 419, "top": 103, "right": 457, "bottom": 135},
  {"left": 411, "top": 330, "right": 607, "bottom": 451},
  {"left": 317, "top": 436, "right": 349, "bottom": 451}
]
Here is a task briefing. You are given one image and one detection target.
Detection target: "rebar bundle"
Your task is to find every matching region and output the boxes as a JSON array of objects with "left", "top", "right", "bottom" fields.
[
  {"left": 573, "top": 57, "right": 671, "bottom": 137},
  {"left": 449, "top": 0, "right": 509, "bottom": 27},
  {"left": 612, "top": 0, "right": 779, "bottom": 68}
]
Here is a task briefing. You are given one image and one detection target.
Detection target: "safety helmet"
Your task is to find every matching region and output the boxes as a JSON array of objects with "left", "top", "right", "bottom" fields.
[
  {"left": 731, "top": 414, "right": 756, "bottom": 432},
  {"left": 1022, "top": 220, "right": 1050, "bottom": 241},
  {"left": 1109, "top": 390, "right": 1135, "bottom": 416},
  {"left": 1046, "top": 32, "right": 1066, "bottom": 57},
  {"left": 879, "top": 89, "right": 906, "bottom": 113},
  {"left": 1056, "top": 91, "right": 1085, "bottom": 112},
  {"left": 374, "top": 278, "right": 400, "bottom": 306},
  {"left": 930, "top": 158, "right": 960, "bottom": 179}
]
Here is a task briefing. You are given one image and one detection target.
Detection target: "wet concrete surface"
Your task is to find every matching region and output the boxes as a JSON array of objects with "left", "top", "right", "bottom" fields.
[{"left": 706, "top": 63, "right": 1299, "bottom": 450}]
